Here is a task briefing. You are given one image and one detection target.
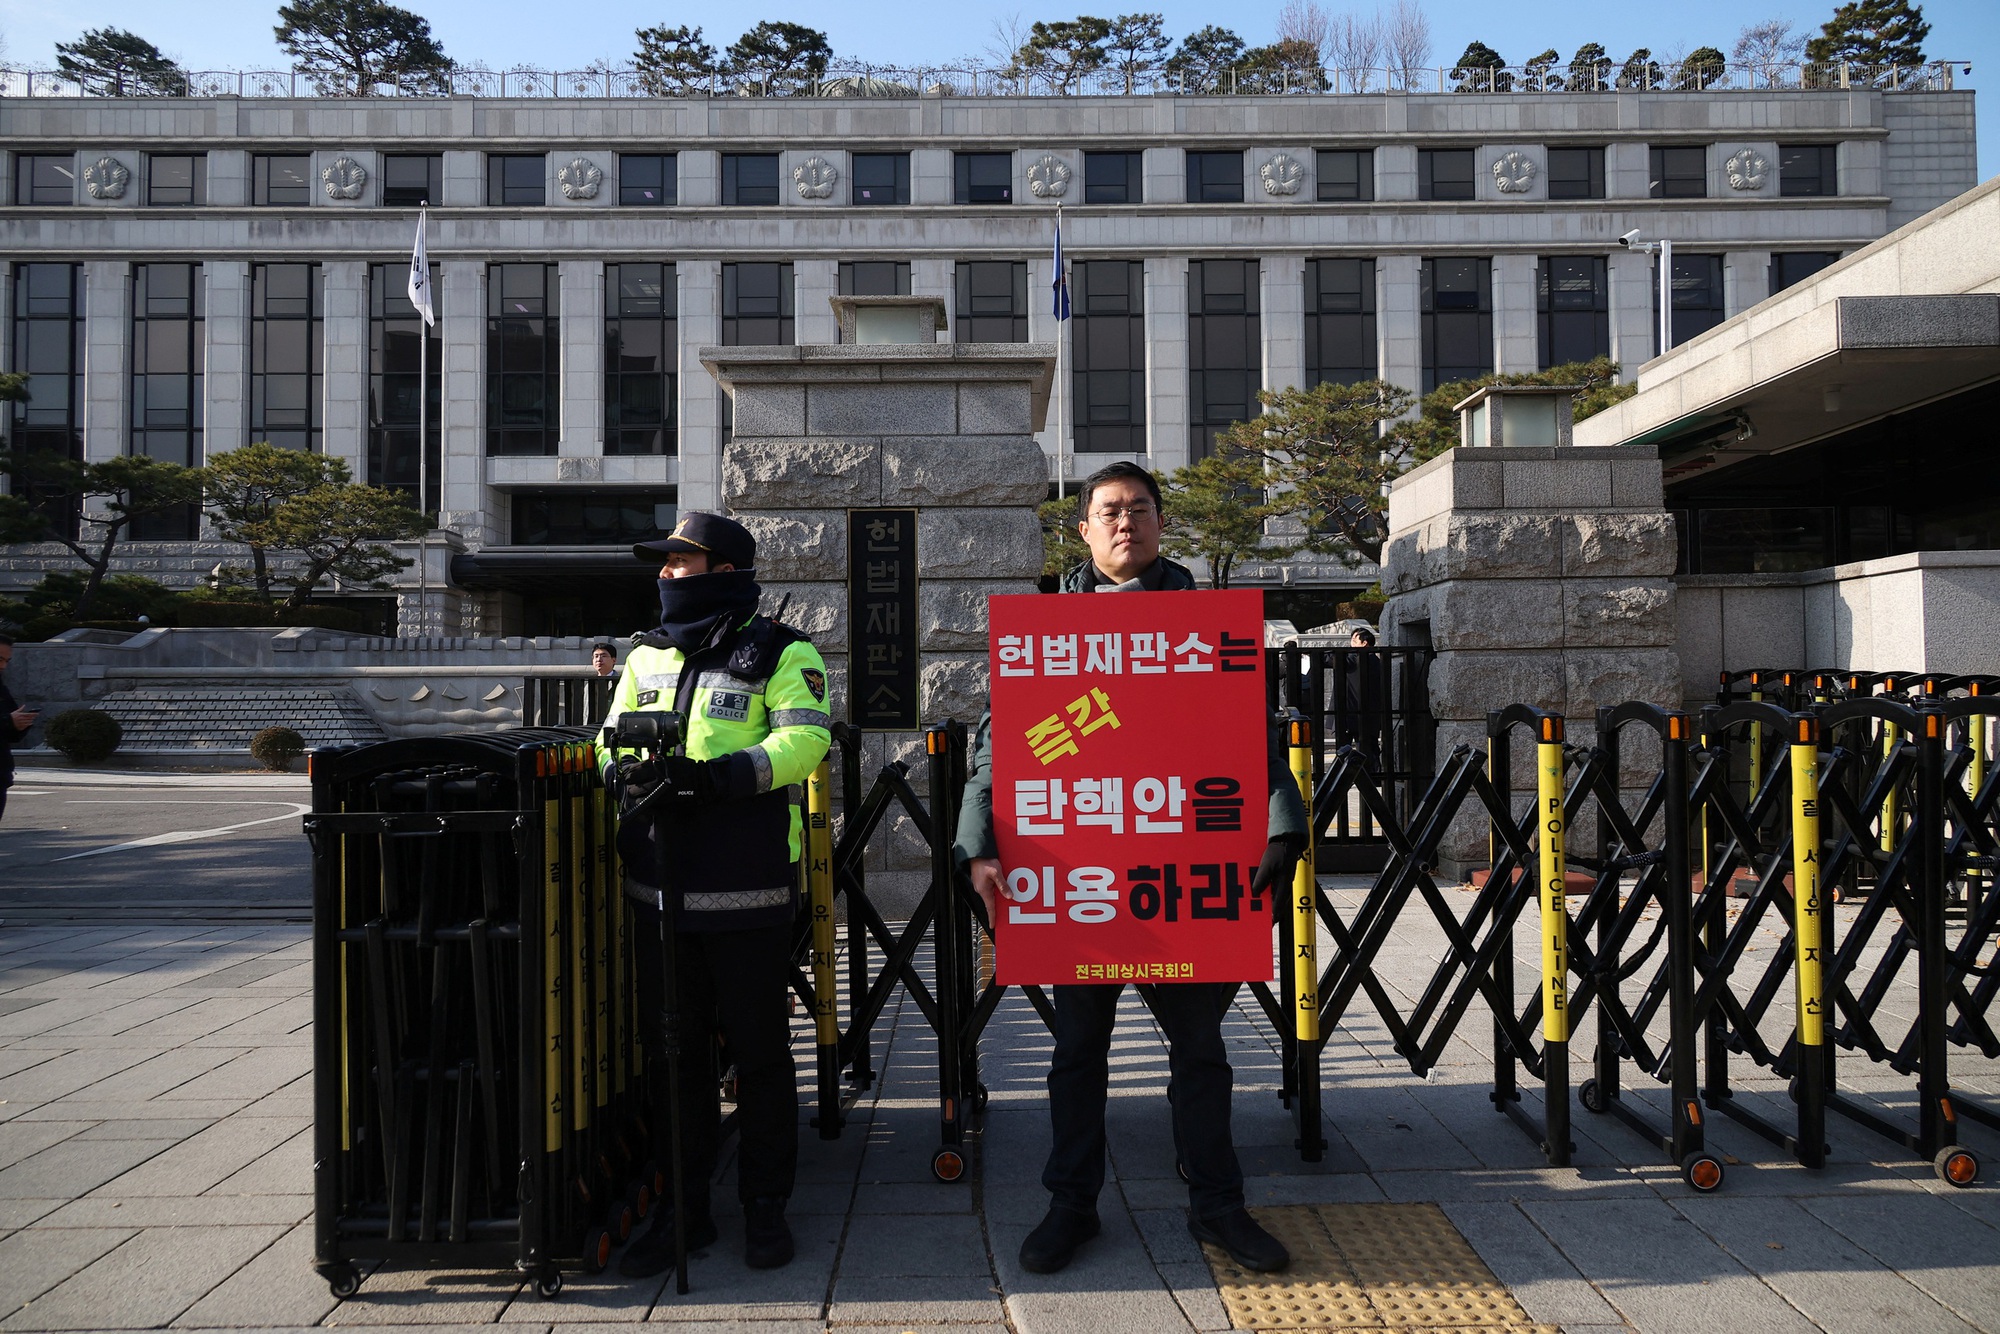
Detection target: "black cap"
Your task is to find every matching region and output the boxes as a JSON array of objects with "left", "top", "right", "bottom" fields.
[{"left": 633, "top": 511, "right": 757, "bottom": 569}]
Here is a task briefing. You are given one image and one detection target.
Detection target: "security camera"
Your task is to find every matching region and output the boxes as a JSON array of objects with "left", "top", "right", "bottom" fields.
[{"left": 1619, "top": 229, "right": 1643, "bottom": 248}]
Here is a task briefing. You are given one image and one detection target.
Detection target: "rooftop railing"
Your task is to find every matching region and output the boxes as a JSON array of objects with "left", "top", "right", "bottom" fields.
[{"left": 0, "top": 59, "right": 1967, "bottom": 101}]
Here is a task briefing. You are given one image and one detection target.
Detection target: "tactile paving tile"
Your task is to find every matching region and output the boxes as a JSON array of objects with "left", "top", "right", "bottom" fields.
[{"left": 1201, "top": 1203, "right": 1556, "bottom": 1332}]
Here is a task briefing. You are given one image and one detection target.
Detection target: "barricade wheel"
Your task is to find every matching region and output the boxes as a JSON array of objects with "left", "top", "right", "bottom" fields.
[
  {"left": 1935, "top": 1147, "right": 1979, "bottom": 1188},
  {"left": 931, "top": 1147, "right": 966, "bottom": 1182},
  {"left": 326, "top": 1265, "right": 360, "bottom": 1301},
  {"left": 583, "top": 1226, "right": 612, "bottom": 1275},
  {"left": 971, "top": 1083, "right": 990, "bottom": 1113},
  {"left": 631, "top": 1179, "right": 653, "bottom": 1220},
  {"left": 1579, "top": 1080, "right": 1610, "bottom": 1115},
  {"left": 1682, "top": 1152, "right": 1724, "bottom": 1193},
  {"left": 609, "top": 1201, "right": 635, "bottom": 1243},
  {"left": 535, "top": 1266, "right": 565, "bottom": 1299}
]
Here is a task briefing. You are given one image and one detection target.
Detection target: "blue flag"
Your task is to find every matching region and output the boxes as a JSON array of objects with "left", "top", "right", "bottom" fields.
[{"left": 1051, "top": 211, "right": 1070, "bottom": 321}]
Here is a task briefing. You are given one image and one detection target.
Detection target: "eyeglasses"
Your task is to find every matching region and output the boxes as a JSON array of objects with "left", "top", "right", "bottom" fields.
[{"left": 1089, "top": 504, "right": 1158, "bottom": 524}]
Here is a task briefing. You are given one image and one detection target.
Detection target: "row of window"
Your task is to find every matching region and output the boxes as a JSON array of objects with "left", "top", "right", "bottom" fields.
[
  {"left": 8, "top": 249, "right": 1841, "bottom": 524},
  {"left": 11, "top": 142, "right": 1844, "bottom": 208}
]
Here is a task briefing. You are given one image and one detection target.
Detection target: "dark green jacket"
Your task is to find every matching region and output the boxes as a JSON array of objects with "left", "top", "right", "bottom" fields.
[{"left": 952, "top": 555, "right": 1308, "bottom": 863}]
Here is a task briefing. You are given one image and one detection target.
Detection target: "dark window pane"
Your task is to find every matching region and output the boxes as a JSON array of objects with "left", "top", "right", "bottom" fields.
[
  {"left": 1779, "top": 143, "right": 1837, "bottom": 197},
  {"left": 1655, "top": 253, "right": 1725, "bottom": 349},
  {"left": 955, "top": 153, "right": 1013, "bottom": 204},
  {"left": 17, "top": 155, "right": 77, "bottom": 206},
  {"left": 1187, "top": 259, "right": 1259, "bottom": 458},
  {"left": 129, "top": 263, "right": 204, "bottom": 533},
  {"left": 1186, "top": 151, "right": 1244, "bottom": 203},
  {"left": 619, "top": 153, "right": 676, "bottom": 206},
  {"left": 605, "top": 262, "right": 677, "bottom": 455},
  {"left": 1305, "top": 258, "right": 1376, "bottom": 387},
  {"left": 1315, "top": 150, "right": 1372, "bottom": 202},
  {"left": 1419, "top": 149, "right": 1474, "bottom": 201},
  {"left": 1771, "top": 251, "right": 1839, "bottom": 293},
  {"left": 1538, "top": 256, "right": 1610, "bottom": 368},
  {"left": 838, "top": 261, "right": 910, "bottom": 297},
  {"left": 1649, "top": 146, "right": 1708, "bottom": 198},
  {"left": 254, "top": 154, "right": 313, "bottom": 206},
  {"left": 1072, "top": 260, "right": 1147, "bottom": 452},
  {"left": 488, "top": 154, "right": 545, "bottom": 206},
  {"left": 486, "top": 264, "right": 558, "bottom": 455},
  {"left": 1696, "top": 508, "right": 1832, "bottom": 573},
  {"left": 721, "top": 262, "right": 795, "bottom": 346},
  {"left": 1546, "top": 147, "right": 1604, "bottom": 200},
  {"left": 147, "top": 155, "right": 204, "bottom": 206},
  {"left": 953, "top": 260, "right": 1028, "bottom": 342},
  {"left": 382, "top": 154, "right": 441, "bottom": 207},
  {"left": 512, "top": 491, "right": 678, "bottom": 546},
  {"left": 851, "top": 152, "right": 910, "bottom": 205},
  {"left": 1084, "top": 151, "right": 1142, "bottom": 204},
  {"left": 1420, "top": 257, "right": 1491, "bottom": 392},
  {"left": 723, "top": 153, "right": 780, "bottom": 205}
]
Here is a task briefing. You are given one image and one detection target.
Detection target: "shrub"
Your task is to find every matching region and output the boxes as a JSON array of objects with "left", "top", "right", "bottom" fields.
[
  {"left": 45, "top": 708, "right": 123, "bottom": 765},
  {"left": 250, "top": 726, "right": 308, "bottom": 771}
]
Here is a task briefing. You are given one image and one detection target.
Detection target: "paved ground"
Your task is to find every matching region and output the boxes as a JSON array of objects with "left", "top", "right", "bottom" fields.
[{"left": 0, "top": 772, "right": 1996, "bottom": 1332}]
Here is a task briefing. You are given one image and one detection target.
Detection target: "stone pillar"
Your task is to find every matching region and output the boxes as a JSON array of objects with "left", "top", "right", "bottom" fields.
[
  {"left": 1605, "top": 142, "right": 1650, "bottom": 199},
  {"left": 794, "top": 260, "right": 839, "bottom": 345},
  {"left": 322, "top": 261, "right": 368, "bottom": 477},
  {"left": 204, "top": 260, "right": 251, "bottom": 457},
  {"left": 912, "top": 258, "right": 953, "bottom": 330},
  {"left": 911, "top": 149, "right": 951, "bottom": 206},
  {"left": 1725, "top": 251, "right": 1772, "bottom": 317},
  {"left": 1608, "top": 249, "right": 1655, "bottom": 373},
  {"left": 678, "top": 150, "right": 720, "bottom": 207},
  {"left": 1260, "top": 255, "right": 1305, "bottom": 393},
  {"left": 1492, "top": 254, "right": 1540, "bottom": 374},
  {"left": 1376, "top": 255, "right": 1421, "bottom": 403},
  {"left": 207, "top": 150, "right": 250, "bottom": 207},
  {"left": 677, "top": 260, "right": 722, "bottom": 509},
  {"left": 441, "top": 151, "right": 482, "bottom": 207},
  {"left": 1375, "top": 145, "right": 1418, "bottom": 201},
  {"left": 1379, "top": 440, "right": 1680, "bottom": 873},
  {"left": 559, "top": 259, "right": 603, "bottom": 457},
  {"left": 438, "top": 259, "right": 486, "bottom": 540},
  {"left": 1143, "top": 147, "right": 1184, "bottom": 204},
  {"left": 707, "top": 335, "right": 1055, "bottom": 914},
  {"left": 81, "top": 260, "right": 131, "bottom": 464},
  {"left": 1144, "top": 256, "right": 1190, "bottom": 472}
]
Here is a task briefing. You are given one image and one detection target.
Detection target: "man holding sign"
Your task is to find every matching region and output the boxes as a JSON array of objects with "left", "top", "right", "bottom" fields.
[{"left": 955, "top": 462, "right": 1306, "bottom": 1275}]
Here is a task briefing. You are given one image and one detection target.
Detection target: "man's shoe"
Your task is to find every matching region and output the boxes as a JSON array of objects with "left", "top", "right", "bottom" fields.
[
  {"left": 744, "top": 1195, "right": 794, "bottom": 1269},
  {"left": 1189, "top": 1208, "right": 1289, "bottom": 1273},
  {"left": 1019, "top": 1205, "right": 1100, "bottom": 1273},
  {"left": 617, "top": 1203, "right": 719, "bottom": 1278}
]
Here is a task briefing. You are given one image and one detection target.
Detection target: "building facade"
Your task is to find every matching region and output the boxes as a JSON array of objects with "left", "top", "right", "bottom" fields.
[{"left": 0, "top": 83, "right": 1977, "bottom": 635}]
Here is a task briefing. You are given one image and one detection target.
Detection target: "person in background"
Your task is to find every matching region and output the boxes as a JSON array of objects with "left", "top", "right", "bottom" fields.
[
  {"left": 591, "top": 641, "right": 619, "bottom": 678},
  {"left": 0, "top": 635, "right": 38, "bottom": 824}
]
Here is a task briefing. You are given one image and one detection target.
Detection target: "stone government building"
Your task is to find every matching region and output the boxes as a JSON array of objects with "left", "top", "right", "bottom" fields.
[{"left": 0, "top": 75, "right": 1979, "bottom": 637}]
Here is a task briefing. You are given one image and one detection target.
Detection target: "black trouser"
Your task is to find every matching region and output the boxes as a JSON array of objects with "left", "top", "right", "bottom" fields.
[
  {"left": 631, "top": 897, "right": 798, "bottom": 1208},
  {"left": 1042, "top": 981, "right": 1245, "bottom": 1221}
]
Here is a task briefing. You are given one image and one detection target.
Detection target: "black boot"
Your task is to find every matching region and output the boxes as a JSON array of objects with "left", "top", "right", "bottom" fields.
[
  {"left": 1019, "top": 1205, "right": 1100, "bottom": 1273},
  {"left": 617, "top": 1198, "right": 719, "bottom": 1279},
  {"left": 1189, "top": 1207, "right": 1289, "bottom": 1272},
  {"left": 744, "top": 1195, "right": 794, "bottom": 1269}
]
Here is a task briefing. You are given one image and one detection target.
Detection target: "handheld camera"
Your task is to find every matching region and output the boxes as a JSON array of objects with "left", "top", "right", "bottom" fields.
[{"left": 604, "top": 712, "right": 681, "bottom": 757}]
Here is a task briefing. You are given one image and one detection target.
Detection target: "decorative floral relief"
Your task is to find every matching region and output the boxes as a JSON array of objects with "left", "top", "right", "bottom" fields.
[
  {"left": 792, "top": 155, "right": 837, "bottom": 199},
  {"left": 1724, "top": 148, "right": 1770, "bottom": 191},
  {"left": 1491, "top": 150, "right": 1538, "bottom": 193},
  {"left": 1259, "top": 153, "right": 1304, "bottom": 196},
  {"left": 557, "top": 157, "right": 604, "bottom": 200},
  {"left": 1026, "top": 153, "right": 1072, "bottom": 198},
  {"left": 82, "top": 156, "right": 130, "bottom": 200},
  {"left": 320, "top": 155, "right": 368, "bottom": 200}
]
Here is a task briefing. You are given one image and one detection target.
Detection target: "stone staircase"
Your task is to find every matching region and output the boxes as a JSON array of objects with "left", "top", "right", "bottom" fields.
[{"left": 96, "top": 685, "right": 388, "bottom": 751}]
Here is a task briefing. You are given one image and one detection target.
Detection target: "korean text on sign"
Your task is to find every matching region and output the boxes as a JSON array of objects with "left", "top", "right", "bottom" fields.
[{"left": 987, "top": 588, "right": 1272, "bottom": 985}]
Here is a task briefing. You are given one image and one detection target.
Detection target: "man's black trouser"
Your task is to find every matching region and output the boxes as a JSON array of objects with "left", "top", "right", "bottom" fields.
[
  {"left": 1043, "top": 981, "right": 1245, "bottom": 1221},
  {"left": 630, "top": 897, "right": 797, "bottom": 1207}
]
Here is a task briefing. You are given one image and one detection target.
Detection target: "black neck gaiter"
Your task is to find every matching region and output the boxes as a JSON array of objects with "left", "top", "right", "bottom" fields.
[{"left": 655, "top": 568, "right": 761, "bottom": 654}]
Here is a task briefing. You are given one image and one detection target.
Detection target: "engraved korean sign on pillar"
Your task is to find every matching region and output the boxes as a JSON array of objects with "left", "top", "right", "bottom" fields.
[
  {"left": 987, "top": 588, "right": 1271, "bottom": 985},
  {"left": 848, "top": 508, "right": 920, "bottom": 730}
]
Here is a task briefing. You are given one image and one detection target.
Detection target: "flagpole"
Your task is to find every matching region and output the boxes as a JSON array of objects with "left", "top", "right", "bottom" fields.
[
  {"left": 1055, "top": 203, "right": 1067, "bottom": 501},
  {"left": 416, "top": 206, "right": 429, "bottom": 638}
]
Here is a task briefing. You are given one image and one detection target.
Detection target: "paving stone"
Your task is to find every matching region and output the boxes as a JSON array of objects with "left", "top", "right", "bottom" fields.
[
  {"left": 642, "top": 1207, "right": 839, "bottom": 1322},
  {"left": 157, "top": 1045, "right": 310, "bottom": 1103},
  {"left": 495, "top": 1267, "right": 666, "bottom": 1324},
  {"left": 0, "top": 1124, "right": 86, "bottom": 1173},
  {"left": 828, "top": 1272, "right": 1005, "bottom": 1323},
  {"left": 0, "top": 1226, "right": 135, "bottom": 1319},
  {"left": 171, "top": 1220, "right": 334, "bottom": 1329},
  {"left": 1444, "top": 1200, "right": 1625, "bottom": 1328},
  {"left": 37, "top": 1195, "right": 313, "bottom": 1228},
  {"left": 319, "top": 1266, "right": 523, "bottom": 1326},
  {"left": 0, "top": 1137, "right": 170, "bottom": 1201},
  {"left": 91, "top": 1112, "right": 296, "bottom": 1198},
  {"left": 0, "top": 1050, "right": 160, "bottom": 1105},
  {"left": 1, "top": 1224, "right": 283, "bottom": 1330},
  {"left": 1803, "top": 1194, "right": 2000, "bottom": 1330},
  {"left": 836, "top": 1208, "right": 990, "bottom": 1277}
]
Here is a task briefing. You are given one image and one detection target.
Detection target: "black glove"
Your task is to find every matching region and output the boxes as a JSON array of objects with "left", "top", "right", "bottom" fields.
[
  {"left": 654, "top": 754, "right": 720, "bottom": 806},
  {"left": 615, "top": 756, "right": 660, "bottom": 800},
  {"left": 1251, "top": 833, "right": 1309, "bottom": 901}
]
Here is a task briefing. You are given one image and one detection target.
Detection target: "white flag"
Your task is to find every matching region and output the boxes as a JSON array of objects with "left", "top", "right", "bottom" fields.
[{"left": 407, "top": 207, "right": 434, "bottom": 327}]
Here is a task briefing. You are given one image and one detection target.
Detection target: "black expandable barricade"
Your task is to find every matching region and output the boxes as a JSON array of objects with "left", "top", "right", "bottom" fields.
[{"left": 306, "top": 729, "right": 659, "bottom": 1301}]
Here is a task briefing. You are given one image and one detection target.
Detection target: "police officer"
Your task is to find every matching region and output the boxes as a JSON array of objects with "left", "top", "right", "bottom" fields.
[
  {"left": 600, "top": 512, "right": 832, "bottom": 1276},
  {"left": 954, "top": 462, "right": 1307, "bottom": 1276}
]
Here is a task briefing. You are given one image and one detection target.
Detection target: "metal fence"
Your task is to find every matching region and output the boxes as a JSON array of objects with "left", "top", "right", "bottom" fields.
[{"left": 0, "top": 60, "right": 1965, "bottom": 101}]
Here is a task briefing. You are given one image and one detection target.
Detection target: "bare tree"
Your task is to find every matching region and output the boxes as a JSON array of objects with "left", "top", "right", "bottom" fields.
[
  {"left": 1276, "top": 0, "right": 1333, "bottom": 68},
  {"left": 1383, "top": 0, "right": 1433, "bottom": 90},
  {"left": 1326, "top": 11, "right": 1384, "bottom": 91},
  {"left": 1734, "top": 18, "right": 1804, "bottom": 83},
  {"left": 984, "top": 11, "right": 1033, "bottom": 68}
]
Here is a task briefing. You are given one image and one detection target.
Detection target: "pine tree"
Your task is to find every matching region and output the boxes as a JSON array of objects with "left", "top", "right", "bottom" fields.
[
  {"left": 55, "top": 28, "right": 187, "bottom": 96},
  {"left": 1451, "top": 41, "right": 1511, "bottom": 92},
  {"left": 1163, "top": 26, "right": 1247, "bottom": 93},
  {"left": 723, "top": 21, "right": 831, "bottom": 96},
  {"left": 1012, "top": 17, "right": 1113, "bottom": 94},
  {"left": 632, "top": 24, "right": 716, "bottom": 96},
  {"left": 1568, "top": 43, "right": 1611, "bottom": 92},
  {"left": 1103, "top": 13, "right": 1170, "bottom": 92},
  {"left": 1523, "top": 48, "right": 1563, "bottom": 91},
  {"left": 274, "top": 0, "right": 452, "bottom": 96},
  {"left": 1677, "top": 46, "right": 1728, "bottom": 89},
  {"left": 1806, "top": 0, "right": 1930, "bottom": 70},
  {"left": 1160, "top": 452, "right": 1297, "bottom": 590}
]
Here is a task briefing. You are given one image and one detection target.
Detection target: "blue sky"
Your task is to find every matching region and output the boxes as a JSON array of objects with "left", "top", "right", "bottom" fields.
[{"left": 3, "top": 0, "right": 1993, "bottom": 179}]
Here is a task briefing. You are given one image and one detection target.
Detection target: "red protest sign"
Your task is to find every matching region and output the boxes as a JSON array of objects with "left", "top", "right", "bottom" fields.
[{"left": 987, "top": 588, "right": 1273, "bottom": 986}]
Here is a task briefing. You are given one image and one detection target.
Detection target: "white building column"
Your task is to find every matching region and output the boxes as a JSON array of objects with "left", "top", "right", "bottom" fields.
[
  {"left": 203, "top": 260, "right": 250, "bottom": 457},
  {"left": 1491, "top": 253, "right": 1539, "bottom": 374},
  {"left": 321, "top": 261, "right": 368, "bottom": 477},
  {"left": 558, "top": 259, "right": 603, "bottom": 457},
  {"left": 679, "top": 150, "right": 720, "bottom": 207},
  {"left": 1375, "top": 146, "right": 1418, "bottom": 202},
  {"left": 438, "top": 259, "right": 487, "bottom": 541},
  {"left": 1026, "top": 250, "right": 1066, "bottom": 480},
  {"left": 912, "top": 258, "right": 952, "bottom": 338},
  {"left": 794, "top": 259, "right": 838, "bottom": 345},
  {"left": 1144, "top": 256, "right": 1190, "bottom": 473},
  {"left": 1608, "top": 249, "right": 1655, "bottom": 375},
  {"left": 1143, "top": 148, "right": 1184, "bottom": 204},
  {"left": 677, "top": 260, "right": 722, "bottom": 510},
  {"left": 1376, "top": 255, "right": 1421, "bottom": 404},
  {"left": 1725, "top": 251, "right": 1772, "bottom": 317},
  {"left": 81, "top": 260, "right": 131, "bottom": 464},
  {"left": 1259, "top": 255, "right": 1305, "bottom": 394}
]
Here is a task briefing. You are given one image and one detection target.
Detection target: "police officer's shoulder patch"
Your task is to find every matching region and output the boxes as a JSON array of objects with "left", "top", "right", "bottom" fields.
[{"left": 801, "top": 668, "right": 827, "bottom": 704}]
